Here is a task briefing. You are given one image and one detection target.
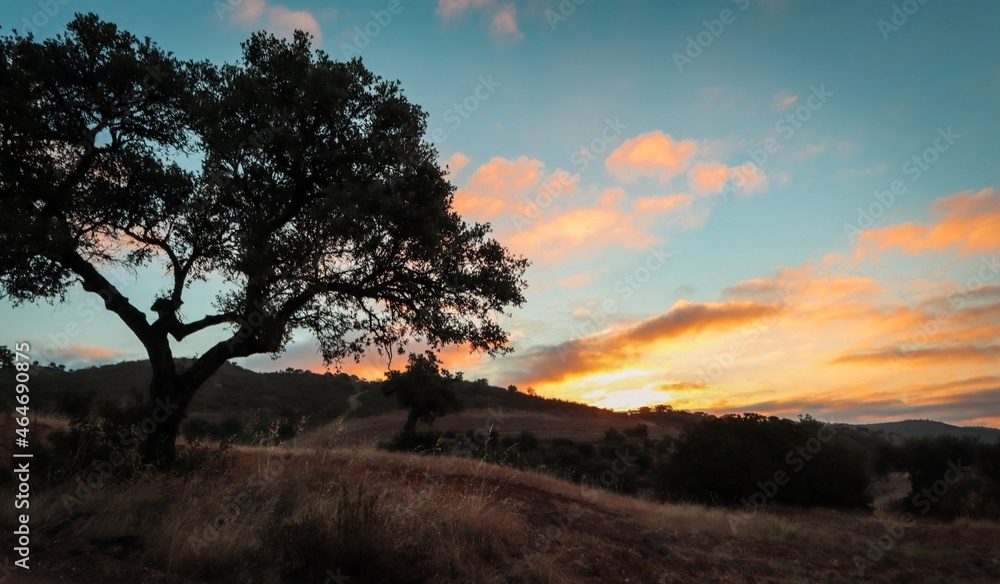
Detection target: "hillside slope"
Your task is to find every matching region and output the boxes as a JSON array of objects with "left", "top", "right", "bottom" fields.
[
  {"left": 3, "top": 444, "right": 999, "bottom": 583},
  {"left": 14, "top": 361, "right": 703, "bottom": 443},
  {"left": 856, "top": 420, "right": 1000, "bottom": 442}
]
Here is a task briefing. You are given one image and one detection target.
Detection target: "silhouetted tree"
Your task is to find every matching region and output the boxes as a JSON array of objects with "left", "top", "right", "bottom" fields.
[
  {"left": 0, "top": 16, "right": 527, "bottom": 465},
  {"left": 381, "top": 351, "right": 464, "bottom": 434},
  {"left": 0, "top": 347, "right": 14, "bottom": 371}
]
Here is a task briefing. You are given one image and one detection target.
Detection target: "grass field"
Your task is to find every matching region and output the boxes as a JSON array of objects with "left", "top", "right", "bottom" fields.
[{"left": 3, "top": 440, "right": 999, "bottom": 584}]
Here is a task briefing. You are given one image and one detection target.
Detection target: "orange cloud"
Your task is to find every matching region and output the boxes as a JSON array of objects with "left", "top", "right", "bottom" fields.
[
  {"left": 39, "top": 343, "right": 126, "bottom": 369},
  {"left": 687, "top": 162, "right": 768, "bottom": 196},
  {"left": 554, "top": 272, "right": 596, "bottom": 290},
  {"left": 508, "top": 204, "right": 657, "bottom": 262},
  {"left": 507, "top": 299, "right": 784, "bottom": 386},
  {"left": 858, "top": 188, "right": 1000, "bottom": 257},
  {"left": 452, "top": 156, "right": 577, "bottom": 221},
  {"left": 633, "top": 194, "right": 693, "bottom": 214},
  {"left": 832, "top": 344, "right": 1000, "bottom": 367},
  {"left": 687, "top": 163, "right": 730, "bottom": 194},
  {"left": 606, "top": 131, "right": 697, "bottom": 183},
  {"left": 442, "top": 151, "right": 470, "bottom": 179}
]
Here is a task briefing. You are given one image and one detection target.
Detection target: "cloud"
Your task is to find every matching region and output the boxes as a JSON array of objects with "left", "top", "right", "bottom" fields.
[
  {"left": 506, "top": 189, "right": 659, "bottom": 261},
  {"left": 436, "top": 0, "right": 522, "bottom": 40},
  {"left": 489, "top": 3, "right": 522, "bottom": 40},
  {"left": 39, "top": 343, "right": 126, "bottom": 369},
  {"left": 857, "top": 188, "right": 1000, "bottom": 257},
  {"left": 794, "top": 140, "right": 828, "bottom": 160},
  {"left": 452, "top": 156, "right": 577, "bottom": 221},
  {"left": 772, "top": 89, "right": 798, "bottom": 110},
  {"left": 436, "top": 0, "right": 493, "bottom": 20},
  {"left": 832, "top": 344, "right": 1000, "bottom": 367},
  {"left": 223, "top": 0, "right": 323, "bottom": 44},
  {"left": 687, "top": 162, "right": 768, "bottom": 196},
  {"left": 580, "top": 387, "right": 676, "bottom": 411},
  {"left": 687, "top": 163, "right": 731, "bottom": 194},
  {"left": 658, "top": 381, "right": 708, "bottom": 392},
  {"left": 606, "top": 131, "right": 698, "bottom": 183},
  {"left": 554, "top": 272, "right": 597, "bottom": 290},
  {"left": 452, "top": 158, "right": 679, "bottom": 263},
  {"left": 266, "top": 5, "right": 323, "bottom": 42},
  {"left": 634, "top": 194, "right": 693, "bottom": 214},
  {"left": 442, "top": 151, "right": 470, "bottom": 179},
  {"left": 507, "top": 299, "right": 784, "bottom": 385},
  {"left": 232, "top": 0, "right": 266, "bottom": 22}
]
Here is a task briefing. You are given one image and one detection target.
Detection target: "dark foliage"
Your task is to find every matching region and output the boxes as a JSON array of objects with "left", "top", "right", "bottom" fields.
[{"left": 656, "top": 414, "right": 871, "bottom": 509}]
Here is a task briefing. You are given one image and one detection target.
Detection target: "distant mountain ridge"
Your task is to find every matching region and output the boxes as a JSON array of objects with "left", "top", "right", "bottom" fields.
[
  {"left": 854, "top": 419, "right": 1000, "bottom": 442},
  {"left": 9, "top": 361, "right": 998, "bottom": 442}
]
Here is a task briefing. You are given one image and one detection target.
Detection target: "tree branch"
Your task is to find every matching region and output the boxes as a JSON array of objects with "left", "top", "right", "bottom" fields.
[
  {"left": 53, "top": 247, "right": 156, "bottom": 350},
  {"left": 170, "top": 312, "right": 236, "bottom": 341}
]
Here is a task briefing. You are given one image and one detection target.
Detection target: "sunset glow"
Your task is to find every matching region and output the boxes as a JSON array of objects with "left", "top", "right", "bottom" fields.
[{"left": 3, "top": 1, "right": 998, "bottom": 428}]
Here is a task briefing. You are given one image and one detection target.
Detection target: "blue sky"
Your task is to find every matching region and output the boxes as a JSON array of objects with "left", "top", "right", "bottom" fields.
[{"left": 3, "top": 0, "right": 1000, "bottom": 425}]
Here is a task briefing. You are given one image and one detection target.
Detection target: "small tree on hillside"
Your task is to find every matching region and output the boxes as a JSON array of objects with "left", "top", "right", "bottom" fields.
[
  {"left": 0, "top": 347, "right": 14, "bottom": 371},
  {"left": 381, "top": 351, "right": 464, "bottom": 435}
]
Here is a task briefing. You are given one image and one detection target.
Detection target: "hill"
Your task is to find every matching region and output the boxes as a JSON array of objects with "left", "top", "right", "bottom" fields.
[
  {"left": 14, "top": 361, "right": 705, "bottom": 443},
  {"left": 854, "top": 419, "right": 1000, "bottom": 442},
  {"left": 16, "top": 361, "right": 999, "bottom": 447},
  {"left": 2, "top": 443, "right": 999, "bottom": 583}
]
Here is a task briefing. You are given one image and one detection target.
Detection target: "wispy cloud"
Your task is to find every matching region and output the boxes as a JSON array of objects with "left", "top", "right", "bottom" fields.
[
  {"left": 435, "top": 0, "right": 522, "bottom": 41},
  {"left": 223, "top": 0, "right": 323, "bottom": 44},
  {"left": 857, "top": 188, "right": 1000, "bottom": 257},
  {"left": 606, "top": 131, "right": 698, "bottom": 183}
]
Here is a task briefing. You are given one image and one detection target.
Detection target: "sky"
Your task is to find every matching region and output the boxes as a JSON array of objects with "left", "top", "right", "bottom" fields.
[{"left": 3, "top": 0, "right": 1000, "bottom": 427}]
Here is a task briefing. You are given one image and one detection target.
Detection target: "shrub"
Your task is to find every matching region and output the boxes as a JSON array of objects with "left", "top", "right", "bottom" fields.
[
  {"left": 517, "top": 430, "right": 540, "bottom": 452},
  {"left": 380, "top": 430, "right": 444, "bottom": 454},
  {"left": 182, "top": 417, "right": 218, "bottom": 441},
  {"left": 657, "top": 414, "right": 871, "bottom": 509}
]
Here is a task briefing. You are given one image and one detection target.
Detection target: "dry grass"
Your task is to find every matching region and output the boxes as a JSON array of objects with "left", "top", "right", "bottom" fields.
[{"left": 3, "top": 444, "right": 1000, "bottom": 583}]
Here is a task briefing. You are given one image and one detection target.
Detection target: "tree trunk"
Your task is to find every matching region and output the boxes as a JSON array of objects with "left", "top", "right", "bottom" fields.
[
  {"left": 138, "top": 334, "right": 253, "bottom": 466},
  {"left": 402, "top": 410, "right": 419, "bottom": 435},
  {"left": 140, "top": 364, "right": 193, "bottom": 466}
]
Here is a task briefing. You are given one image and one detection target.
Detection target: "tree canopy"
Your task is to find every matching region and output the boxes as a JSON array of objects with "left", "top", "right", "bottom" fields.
[{"left": 0, "top": 14, "right": 528, "bottom": 463}]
